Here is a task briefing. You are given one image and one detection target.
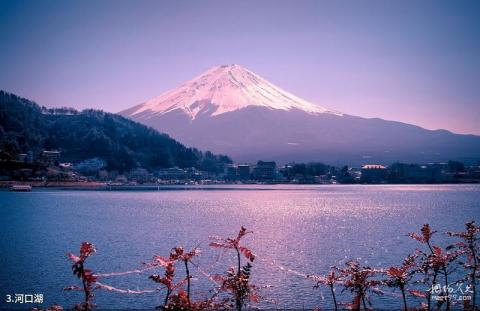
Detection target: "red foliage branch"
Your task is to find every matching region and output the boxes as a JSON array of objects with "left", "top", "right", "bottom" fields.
[
  {"left": 384, "top": 254, "right": 416, "bottom": 311},
  {"left": 446, "top": 220, "right": 480, "bottom": 311},
  {"left": 210, "top": 226, "right": 258, "bottom": 311},
  {"left": 410, "top": 224, "right": 463, "bottom": 311},
  {"left": 65, "top": 242, "right": 97, "bottom": 311},
  {"left": 148, "top": 246, "right": 207, "bottom": 309},
  {"left": 334, "top": 260, "right": 383, "bottom": 311},
  {"left": 309, "top": 269, "right": 342, "bottom": 310}
]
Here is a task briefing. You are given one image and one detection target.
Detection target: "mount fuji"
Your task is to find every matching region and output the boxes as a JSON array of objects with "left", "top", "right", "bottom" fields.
[{"left": 120, "top": 64, "right": 480, "bottom": 165}]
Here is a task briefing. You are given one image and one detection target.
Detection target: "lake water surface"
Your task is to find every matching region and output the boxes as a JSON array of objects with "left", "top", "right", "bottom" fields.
[{"left": 1, "top": 185, "right": 479, "bottom": 309}]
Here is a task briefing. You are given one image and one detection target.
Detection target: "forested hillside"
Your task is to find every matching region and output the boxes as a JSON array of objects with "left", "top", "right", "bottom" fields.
[{"left": 0, "top": 91, "right": 231, "bottom": 172}]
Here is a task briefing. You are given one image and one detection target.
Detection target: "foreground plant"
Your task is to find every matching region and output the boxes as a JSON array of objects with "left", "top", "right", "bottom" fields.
[
  {"left": 409, "top": 224, "right": 441, "bottom": 310},
  {"left": 66, "top": 242, "right": 97, "bottom": 310},
  {"left": 148, "top": 256, "right": 177, "bottom": 308},
  {"left": 169, "top": 247, "right": 201, "bottom": 304},
  {"left": 335, "top": 260, "right": 382, "bottom": 311},
  {"left": 410, "top": 224, "right": 463, "bottom": 311},
  {"left": 210, "top": 226, "right": 258, "bottom": 311},
  {"left": 310, "top": 269, "right": 342, "bottom": 310},
  {"left": 447, "top": 220, "right": 480, "bottom": 310},
  {"left": 58, "top": 220, "right": 479, "bottom": 310},
  {"left": 384, "top": 254, "right": 416, "bottom": 311},
  {"left": 148, "top": 246, "right": 205, "bottom": 309}
]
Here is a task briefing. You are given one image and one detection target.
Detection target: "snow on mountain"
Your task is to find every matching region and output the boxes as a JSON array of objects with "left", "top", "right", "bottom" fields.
[{"left": 123, "top": 64, "right": 342, "bottom": 120}]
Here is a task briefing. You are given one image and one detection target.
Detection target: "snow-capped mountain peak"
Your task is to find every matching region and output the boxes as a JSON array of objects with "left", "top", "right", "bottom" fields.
[{"left": 123, "top": 64, "right": 342, "bottom": 120}]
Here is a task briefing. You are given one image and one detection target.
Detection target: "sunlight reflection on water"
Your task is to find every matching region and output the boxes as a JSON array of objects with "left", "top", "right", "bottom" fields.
[{"left": 0, "top": 185, "right": 479, "bottom": 309}]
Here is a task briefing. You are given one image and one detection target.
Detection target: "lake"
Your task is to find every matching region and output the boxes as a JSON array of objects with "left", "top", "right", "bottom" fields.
[{"left": 0, "top": 185, "right": 479, "bottom": 309}]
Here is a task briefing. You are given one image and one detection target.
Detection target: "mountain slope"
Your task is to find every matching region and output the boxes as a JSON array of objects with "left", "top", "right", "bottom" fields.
[
  {"left": 0, "top": 91, "right": 231, "bottom": 172},
  {"left": 120, "top": 65, "right": 480, "bottom": 165}
]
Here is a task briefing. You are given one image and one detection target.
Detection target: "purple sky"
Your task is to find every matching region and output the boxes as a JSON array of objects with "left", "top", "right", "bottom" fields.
[{"left": 1, "top": 0, "right": 479, "bottom": 134}]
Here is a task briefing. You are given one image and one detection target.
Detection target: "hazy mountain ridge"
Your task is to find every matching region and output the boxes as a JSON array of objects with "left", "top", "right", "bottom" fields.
[{"left": 120, "top": 65, "right": 480, "bottom": 165}]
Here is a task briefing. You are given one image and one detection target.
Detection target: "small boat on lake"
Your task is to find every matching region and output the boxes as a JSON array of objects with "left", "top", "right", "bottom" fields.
[{"left": 10, "top": 185, "right": 33, "bottom": 192}]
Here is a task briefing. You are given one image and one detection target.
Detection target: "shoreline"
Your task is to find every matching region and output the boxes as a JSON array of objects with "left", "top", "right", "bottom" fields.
[{"left": 1, "top": 181, "right": 479, "bottom": 192}]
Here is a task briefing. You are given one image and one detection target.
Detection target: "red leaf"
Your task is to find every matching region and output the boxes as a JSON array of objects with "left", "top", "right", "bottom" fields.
[
  {"left": 386, "top": 267, "right": 404, "bottom": 278},
  {"left": 209, "top": 242, "right": 230, "bottom": 248},
  {"left": 409, "top": 289, "right": 427, "bottom": 298},
  {"left": 239, "top": 246, "right": 255, "bottom": 262},
  {"left": 63, "top": 285, "right": 81, "bottom": 291},
  {"left": 66, "top": 253, "right": 80, "bottom": 263},
  {"left": 153, "top": 255, "right": 174, "bottom": 267}
]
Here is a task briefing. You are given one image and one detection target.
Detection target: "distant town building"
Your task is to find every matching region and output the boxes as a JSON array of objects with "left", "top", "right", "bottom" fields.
[
  {"left": 75, "top": 157, "right": 107, "bottom": 174},
  {"left": 98, "top": 170, "right": 109, "bottom": 181},
  {"left": 129, "top": 167, "right": 150, "bottom": 183},
  {"left": 59, "top": 162, "right": 73, "bottom": 169},
  {"left": 237, "top": 164, "right": 251, "bottom": 180},
  {"left": 25, "top": 151, "right": 34, "bottom": 163},
  {"left": 185, "top": 167, "right": 203, "bottom": 180},
  {"left": 16, "top": 153, "right": 27, "bottom": 162},
  {"left": 253, "top": 161, "right": 276, "bottom": 180},
  {"left": 388, "top": 163, "right": 442, "bottom": 183},
  {"left": 406, "top": 165, "right": 441, "bottom": 182},
  {"left": 361, "top": 164, "right": 387, "bottom": 183},
  {"left": 225, "top": 165, "right": 238, "bottom": 180},
  {"left": 42, "top": 150, "right": 61, "bottom": 163},
  {"left": 314, "top": 175, "right": 331, "bottom": 184},
  {"left": 42, "top": 150, "right": 61, "bottom": 158},
  {"left": 157, "top": 167, "right": 187, "bottom": 180},
  {"left": 115, "top": 175, "right": 128, "bottom": 183}
]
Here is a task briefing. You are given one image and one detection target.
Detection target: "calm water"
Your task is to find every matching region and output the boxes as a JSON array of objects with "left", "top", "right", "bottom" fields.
[{"left": 0, "top": 185, "right": 479, "bottom": 309}]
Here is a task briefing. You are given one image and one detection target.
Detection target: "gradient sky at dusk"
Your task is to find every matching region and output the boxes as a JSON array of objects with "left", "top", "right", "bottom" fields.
[{"left": 1, "top": 0, "right": 479, "bottom": 134}]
